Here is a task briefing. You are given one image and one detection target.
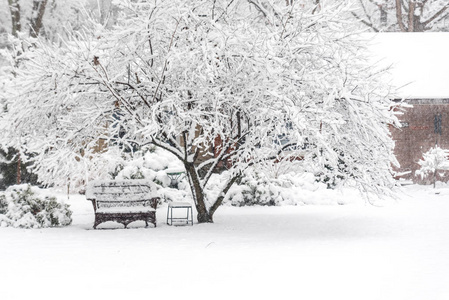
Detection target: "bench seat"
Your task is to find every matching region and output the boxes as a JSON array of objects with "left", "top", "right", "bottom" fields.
[
  {"left": 86, "top": 180, "right": 159, "bottom": 229},
  {"left": 96, "top": 206, "right": 156, "bottom": 214}
]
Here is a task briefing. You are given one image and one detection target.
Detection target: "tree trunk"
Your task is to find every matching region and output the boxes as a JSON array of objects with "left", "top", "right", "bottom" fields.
[
  {"left": 184, "top": 162, "right": 213, "bottom": 223},
  {"left": 395, "top": 0, "right": 407, "bottom": 31},
  {"left": 29, "top": 0, "right": 48, "bottom": 38},
  {"left": 433, "top": 170, "right": 436, "bottom": 189},
  {"left": 197, "top": 210, "right": 213, "bottom": 223},
  {"left": 408, "top": 1, "right": 415, "bottom": 32},
  {"left": 208, "top": 175, "right": 240, "bottom": 217},
  {"left": 8, "top": 0, "right": 21, "bottom": 37},
  {"left": 16, "top": 152, "right": 21, "bottom": 185},
  {"left": 380, "top": 5, "right": 388, "bottom": 26}
]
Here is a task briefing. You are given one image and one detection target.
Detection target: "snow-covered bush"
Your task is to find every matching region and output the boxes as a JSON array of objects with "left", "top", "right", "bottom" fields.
[
  {"left": 113, "top": 146, "right": 189, "bottom": 203},
  {"left": 220, "top": 170, "right": 353, "bottom": 206},
  {"left": 226, "top": 172, "right": 284, "bottom": 206},
  {"left": 0, "top": 185, "right": 72, "bottom": 228},
  {"left": 0, "top": 194, "right": 7, "bottom": 214},
  {"left": 415, "top": 146, "right": 449, "bottom": 187}
]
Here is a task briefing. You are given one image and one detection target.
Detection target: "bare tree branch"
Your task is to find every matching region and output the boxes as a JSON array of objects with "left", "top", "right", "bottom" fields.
[
  {"left": 351, "top": 12, "right": 380, "bottom": 32},
  {"left": 422, "top": 4, "right": 449, "bottom": 27}
]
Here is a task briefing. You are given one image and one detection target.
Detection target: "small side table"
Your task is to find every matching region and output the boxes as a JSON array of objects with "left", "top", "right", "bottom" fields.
[{"left": 167, "top": 202, "right": 193, "bottom": 226}]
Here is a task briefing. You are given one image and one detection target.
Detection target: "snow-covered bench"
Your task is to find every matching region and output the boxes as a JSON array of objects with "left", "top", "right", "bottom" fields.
[{"left": 86, "top": 180, "right": 159, "bottom": 229}]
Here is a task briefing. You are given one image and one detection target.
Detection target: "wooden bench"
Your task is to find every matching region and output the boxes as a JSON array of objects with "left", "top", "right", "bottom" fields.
[{"left": 86, "top": 180, "right": 159, "bottom": 229}]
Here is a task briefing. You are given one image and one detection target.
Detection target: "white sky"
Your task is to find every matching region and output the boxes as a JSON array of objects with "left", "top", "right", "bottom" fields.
[{"left": 368, "top": 32, "right": 449, "bottom": 99}]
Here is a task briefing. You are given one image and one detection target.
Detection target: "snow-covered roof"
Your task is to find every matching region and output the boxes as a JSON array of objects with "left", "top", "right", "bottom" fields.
[{"left": 368, "top": 32, "right": 449, "bottom": 99}]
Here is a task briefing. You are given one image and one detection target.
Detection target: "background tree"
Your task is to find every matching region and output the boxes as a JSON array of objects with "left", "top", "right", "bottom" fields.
[
  {"left": 0, "top": 0, "right": 120, "bottom": 187},
  {"left": 352, "top": 0, "right": 449, "bottom": 32},
  {"left": 1, "top": 0, "right": 399, "bottom": 222},
  {"left": 0, "top": 147, "right": 38, "bottom": 189},
  {"left": 6, "top": 0, "right": 21, "bottom": 37},
  {"left": 1, "top": 0, "right": 119, "bottom": 41}
]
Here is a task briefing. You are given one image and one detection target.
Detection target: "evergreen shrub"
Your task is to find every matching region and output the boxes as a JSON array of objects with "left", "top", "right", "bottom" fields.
[
  {"left": 227, "top": 173, "right": 281, "bottom": 206},
  {"left": 0, "top": 185, "right": 72, "bottom": 228}
]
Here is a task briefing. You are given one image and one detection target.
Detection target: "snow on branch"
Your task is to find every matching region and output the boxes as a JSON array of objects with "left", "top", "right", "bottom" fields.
[{"left": 1, "top": 0, "right": 399, "bottom": 221}]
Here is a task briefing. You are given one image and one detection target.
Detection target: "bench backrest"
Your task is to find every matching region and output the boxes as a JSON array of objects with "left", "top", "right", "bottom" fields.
[{"left": 86, "top": 180, "right": 159, "bottom": 210}]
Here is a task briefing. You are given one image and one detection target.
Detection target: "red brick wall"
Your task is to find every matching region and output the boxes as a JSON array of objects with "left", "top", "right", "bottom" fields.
[{"left": 391, "top": 99, "right": 449, "bottom": 184}]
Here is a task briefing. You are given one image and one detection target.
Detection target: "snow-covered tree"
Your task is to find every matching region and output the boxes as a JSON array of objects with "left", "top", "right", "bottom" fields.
[
  {"left": 0, "top": 0, "right": 122, "bottom": 186},
  {"left": 416, "top": 146, "right": 449, "bottom": 187},
  {"left": 0, "top": 0, "right": 119, "bottom": 41},
  {"left": 0, "top": 0, "right": 399, "bottom": 223},
  {"left": 2, "top": 0, "right": 74, "bottom": 39},
  {"left": 352, "top": 0, "right": 449, "bottom": 32}
]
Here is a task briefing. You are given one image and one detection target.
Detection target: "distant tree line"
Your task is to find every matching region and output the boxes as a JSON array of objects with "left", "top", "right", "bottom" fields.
[{"left": 352, "top": 0, "right": 449, "bottom": 32}]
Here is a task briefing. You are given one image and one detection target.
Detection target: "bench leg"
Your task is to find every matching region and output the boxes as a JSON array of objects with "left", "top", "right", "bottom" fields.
[
  {"left": 167, "top": 206, "right": 172, "bottom": 226},
  {"left": 93, "top": 215, "right": 101, "bottom": 229},
  {"left": 122, "top": 220, "right": 133, "bottom": 228}
]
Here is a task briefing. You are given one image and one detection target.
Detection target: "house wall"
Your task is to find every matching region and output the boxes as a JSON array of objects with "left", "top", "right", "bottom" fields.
[{"left": 391, "top": 99, "right": 449, "bottom": 184}]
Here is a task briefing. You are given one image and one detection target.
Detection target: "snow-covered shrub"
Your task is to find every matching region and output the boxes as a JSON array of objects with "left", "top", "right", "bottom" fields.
[
  {"left": 113, "top": 146, "right": 189, "bottom": 203},
  {"left": 0, "top": 185, "right": 72, "bottom": 228},
  {"left": 415, "top": 146, "right": 449, "bottom": 187},
  {"left": 114, "top": 147, "right": 178, "bottom": 183},
  {"left": 0, "top": 194, "right": 7, "bottom": 214},
  {"left": 222, "top": 170, "right": 349, "bottom": 206},
  {"left": 229, "top": 173, "right": 279, "bottom": 206}
]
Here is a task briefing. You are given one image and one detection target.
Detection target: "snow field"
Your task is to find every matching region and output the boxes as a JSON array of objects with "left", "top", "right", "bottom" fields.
[{"left": 1, "top": 185, "right": 449, "bottom": 300}]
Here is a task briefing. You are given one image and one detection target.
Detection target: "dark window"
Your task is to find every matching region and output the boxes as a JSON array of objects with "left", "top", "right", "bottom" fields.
[{"left": 434, "top": 114, "right": 442, "bottom": 135}]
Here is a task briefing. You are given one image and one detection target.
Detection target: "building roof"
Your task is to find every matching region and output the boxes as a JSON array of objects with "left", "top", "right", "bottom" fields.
[{"left": 368, "top": 32, "right": 449, "bottom": 99}]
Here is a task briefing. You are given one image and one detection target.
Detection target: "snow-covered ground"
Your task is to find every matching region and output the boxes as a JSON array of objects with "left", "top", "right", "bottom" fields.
[{"left": 1, "top": 184, "right": 449, "bottom": 300}]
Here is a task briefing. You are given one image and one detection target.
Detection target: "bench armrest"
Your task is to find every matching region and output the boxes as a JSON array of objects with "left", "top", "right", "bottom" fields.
[{"left": 86, "top": 198, "right": 97, "bottom": 212}]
